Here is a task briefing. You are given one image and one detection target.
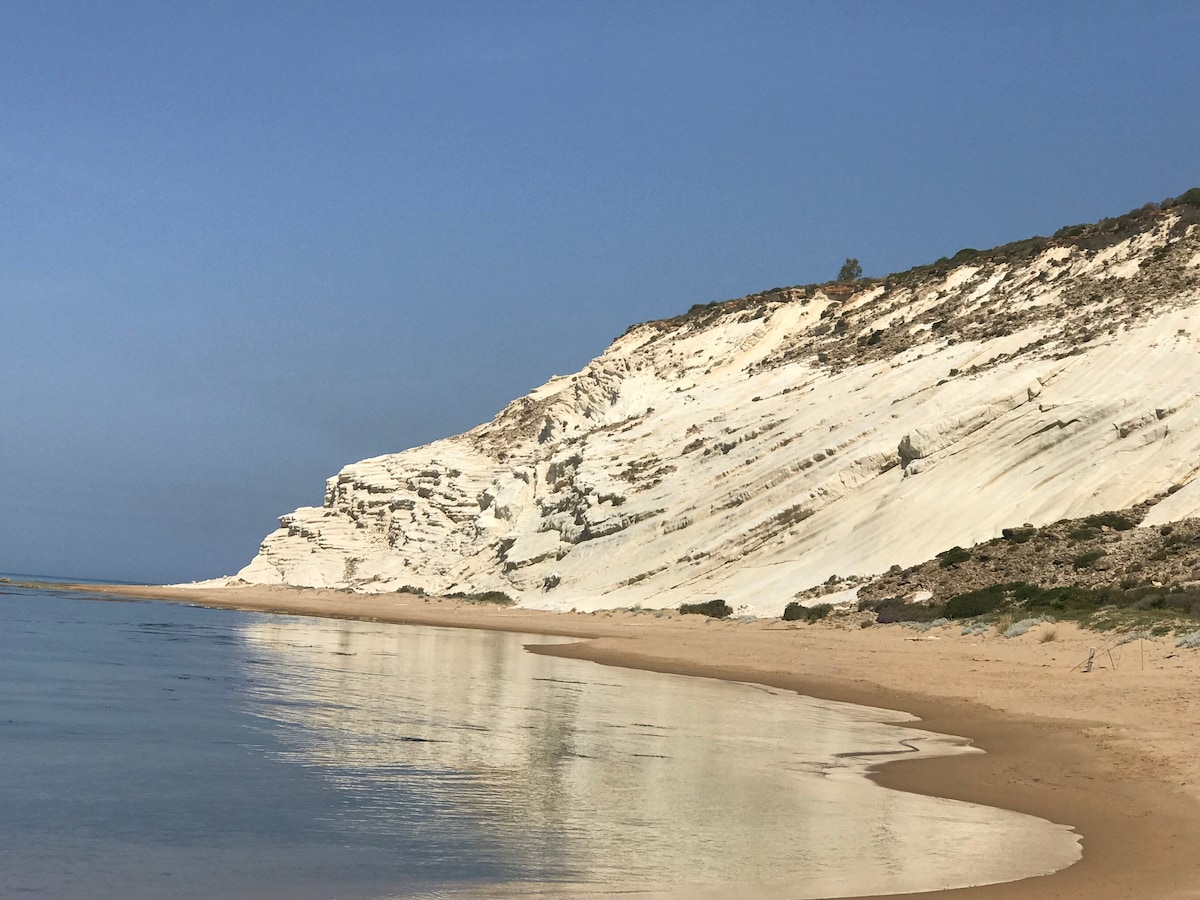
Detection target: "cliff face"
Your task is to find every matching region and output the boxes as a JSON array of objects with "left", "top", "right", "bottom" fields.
[{"left": 237, "top": 206, "right": 1200, "bottom": 616}]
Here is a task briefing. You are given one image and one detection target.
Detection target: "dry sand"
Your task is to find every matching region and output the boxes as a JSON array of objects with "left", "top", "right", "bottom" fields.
[{"left": 53, "top": 582, "right": 1200, "bottom": 899}]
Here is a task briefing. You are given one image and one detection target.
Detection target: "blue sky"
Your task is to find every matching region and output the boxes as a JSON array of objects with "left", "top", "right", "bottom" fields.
[{"left": 3, "top": 1, "right": 1197, "bottom": 582}]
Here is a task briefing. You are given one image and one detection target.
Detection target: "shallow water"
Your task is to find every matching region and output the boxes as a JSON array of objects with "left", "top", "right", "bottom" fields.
[{"left": 0, "top": 585, "right": 1080, "bottom": 898}]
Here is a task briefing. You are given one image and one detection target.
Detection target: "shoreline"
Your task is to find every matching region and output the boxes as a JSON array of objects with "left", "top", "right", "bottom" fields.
[{"left": 36, "top": 581, "right": 1200, "bottom": 899}]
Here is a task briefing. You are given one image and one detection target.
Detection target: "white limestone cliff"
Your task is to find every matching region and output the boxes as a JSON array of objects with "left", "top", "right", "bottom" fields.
[{"left": 236, "top": 207, "right": 1200, "bottom": 616}]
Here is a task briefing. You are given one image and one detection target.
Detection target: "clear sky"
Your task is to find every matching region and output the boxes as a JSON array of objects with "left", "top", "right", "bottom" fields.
[{"left": 2, "top": 1, "right": 1197, "bottom": 583}]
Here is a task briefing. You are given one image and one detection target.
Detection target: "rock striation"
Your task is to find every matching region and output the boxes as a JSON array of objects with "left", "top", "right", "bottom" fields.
[{"left": 237, "top": 202, "right": 1200, "bottom": 616}]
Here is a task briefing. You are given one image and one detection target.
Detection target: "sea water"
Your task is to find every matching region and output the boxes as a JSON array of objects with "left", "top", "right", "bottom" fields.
[{"left": 0, "top": 582, "right": 1080, "bottom": 899}]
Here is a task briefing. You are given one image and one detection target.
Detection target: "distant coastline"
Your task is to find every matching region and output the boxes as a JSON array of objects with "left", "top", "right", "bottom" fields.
[
  {"left": 0, "top": 573, "right": 154, "bottom": 587},
  {"left": 42, "top": 581, "right": 1200, "bottom": 900}
]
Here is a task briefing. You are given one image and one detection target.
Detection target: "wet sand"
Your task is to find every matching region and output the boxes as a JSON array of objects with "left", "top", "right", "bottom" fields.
[{"left": 48, "top": 582, "right": 1200, "bottom": 899}]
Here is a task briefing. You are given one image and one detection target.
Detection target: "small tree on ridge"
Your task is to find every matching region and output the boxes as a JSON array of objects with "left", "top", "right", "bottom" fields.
[{"left": 838, "top": 258, "right": 863, "bottom": 282}]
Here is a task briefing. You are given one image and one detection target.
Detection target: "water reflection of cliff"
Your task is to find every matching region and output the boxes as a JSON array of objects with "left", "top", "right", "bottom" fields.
[{"left": 237, "top": 617, "right": 1080, "bottom": 897}]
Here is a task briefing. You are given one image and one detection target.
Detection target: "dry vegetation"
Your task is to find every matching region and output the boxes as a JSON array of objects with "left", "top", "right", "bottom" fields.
[{"left": 844, "top": 497, "right": 1200, "bottom": 635}]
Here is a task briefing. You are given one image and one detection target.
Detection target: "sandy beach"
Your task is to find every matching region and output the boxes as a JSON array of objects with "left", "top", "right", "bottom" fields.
[{"left": 54, "top": 582, "right": 1200, "bottom": 899}]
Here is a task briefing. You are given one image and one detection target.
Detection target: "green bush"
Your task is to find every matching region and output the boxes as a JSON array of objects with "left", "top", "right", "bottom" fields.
[
  {"left": 1023, "top": 585, "right": 1112, "bottom": 613},
  {"left": 447, "top": 590, "right": 515, "bottom": 605},
  {"left": 943, "top": 587, "right": 1007, "bottom": 619},
  {"left": 1054, "top": 223, "right": 1087, "bottom": 239},
  {"left": 1001, "top": 527, "right": 1037, "bottom": 544},
  {"left": 937, "top": 546, "right": 971, "bottom": 568},
  {"left": 1084, "top": 512, "right": 1136, "bottom": 531},
  {"left": 861, "top": 597, "right": 941, "bottom": 624},
  {"left": 1073, "top": 550, "right": 1107, "bottom": 570},
  {"left": 782, "top": 601, "right": 831, "bottom": 622},
  {"left": 1168, "top": 187, "right": 1200, "bottom": 208},
  {"left": 933, "top": 580, "right": 1200, "bottom": 623},
  {"left": 1009, "top": 582, "right": 1048, "bottom": 602},
  {"left": 679, "top": 599, "right": 733, "bottom": 618}
]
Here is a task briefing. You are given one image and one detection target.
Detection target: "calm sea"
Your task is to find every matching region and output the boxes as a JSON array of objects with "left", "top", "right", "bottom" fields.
[{"left": 0, "top": 581, "right": 1080, "bottom": 899}]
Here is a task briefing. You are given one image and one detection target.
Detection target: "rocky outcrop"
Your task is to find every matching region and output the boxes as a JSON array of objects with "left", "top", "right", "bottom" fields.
[{"left": 237, "top": 204, "right": 1200, "bottom": 615}]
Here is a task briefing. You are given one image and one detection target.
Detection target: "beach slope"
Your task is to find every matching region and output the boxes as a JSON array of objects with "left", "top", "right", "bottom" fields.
[{"left": 51, "top": 582, "right": 1200, "bottom": 899}]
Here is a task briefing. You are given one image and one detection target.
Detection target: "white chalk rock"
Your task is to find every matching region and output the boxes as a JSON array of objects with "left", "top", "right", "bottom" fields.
[{"left": 235, "top": 211, "right": 1200, "bottom": 616}]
